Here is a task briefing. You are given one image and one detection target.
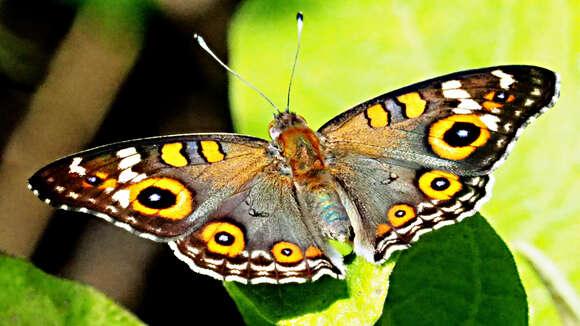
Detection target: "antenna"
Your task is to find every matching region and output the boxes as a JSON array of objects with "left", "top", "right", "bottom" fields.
[
  {"left": 285, "top": 12, "right": 304, "bottom": 113},
  {"left": 193, "top": 34, "right": 280, "bottom": 113}
]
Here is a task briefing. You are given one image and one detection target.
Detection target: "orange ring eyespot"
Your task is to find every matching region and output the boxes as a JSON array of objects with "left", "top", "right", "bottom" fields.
[
  {"left": 428, "top": 114, "right": 490, "bottom": 160},
  {"left": 200, "top": 221, "right": 245, "bottom": 258},
  {"left": 418, "top": 170, "right": 463, "bottom": 200},
  {"left": 387, "top": 204, "right": 417, "bottom": 228},
  {"left": 128, "top": 177, "right": 193, "bottom": 220},
  {"left": 271, "top": 241, "right": 304, "bottom": 264},
  {"left": 82, "top": 171, "right": 110, "bottom": 188}
]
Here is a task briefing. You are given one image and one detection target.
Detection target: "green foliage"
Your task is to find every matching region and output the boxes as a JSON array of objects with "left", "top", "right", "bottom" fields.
[
  {"left": 0, "top": 254, "right": 144, "bottom": 326},
  {"left": 229, "top": 0, "right": 579, "bottom": 325},
  {"left": 378, "top": 214, "right": 527, "bottom": 326},
  {"left": 225, "top": 256, "right": 394, "bottom": 325}
]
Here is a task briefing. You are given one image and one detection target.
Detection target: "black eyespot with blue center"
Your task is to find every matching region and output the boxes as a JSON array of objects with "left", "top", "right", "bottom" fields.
[
  {"left": 431, "top": 177, "right": 450, "bottom": 191},
  {"left": 443, "top": 122, "right": 481, "bottom": 147},
  {"left": 137, "top": 186, "right": 176, "bottom": 209},
  {"left": 281, "top": 248, "right": 293, "bottom": 256},
  {"left": 85, "top": 175, "right": 104, "bottom": 186},
  {"left": 215, "top": 232, "right": 235, "bottom": 246}
]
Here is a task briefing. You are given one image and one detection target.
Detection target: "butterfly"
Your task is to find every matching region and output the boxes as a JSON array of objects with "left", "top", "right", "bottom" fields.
[{"left": 29, "top": 65, "right": 559, "bottom": 284}]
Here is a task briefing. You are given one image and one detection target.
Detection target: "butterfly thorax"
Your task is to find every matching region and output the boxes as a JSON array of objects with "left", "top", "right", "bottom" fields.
[
  {"left": 269, "top": 112, "right": 326, "bottom": 179},
  {"left": 269, "top": 112, "right": 351, "bottom": 242}
]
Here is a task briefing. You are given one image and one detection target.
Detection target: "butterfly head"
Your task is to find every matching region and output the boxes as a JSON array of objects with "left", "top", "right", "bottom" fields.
[{"left": 268, "top": 112, "right": 309, "bottom": 142}]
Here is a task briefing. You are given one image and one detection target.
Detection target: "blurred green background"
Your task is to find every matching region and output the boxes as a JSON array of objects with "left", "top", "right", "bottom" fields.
[{"left": 0, "top": 0, "right": 578, "bottom": 325}]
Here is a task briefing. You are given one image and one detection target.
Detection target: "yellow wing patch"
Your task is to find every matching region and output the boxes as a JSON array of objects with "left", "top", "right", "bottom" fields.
[
  {"left": 161, "top": 143, "right": 188, "bottom": 167},
  {"left": 199, "top": 140, "right": 225, "bottom": 163},
  {"left": 397, "top": 92, "right": 427, "bottom": 118},
  {"left": 365, "top": 103, "right": 390, "bottom": 128}
]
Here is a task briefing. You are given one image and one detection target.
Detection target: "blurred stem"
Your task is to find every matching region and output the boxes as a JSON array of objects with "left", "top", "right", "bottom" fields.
[
  {"left": 513, "top": 241, "right": 580, "bottom": 326},
  {"left": 0, "top": 0, "right": 146, "bottom": 257}
]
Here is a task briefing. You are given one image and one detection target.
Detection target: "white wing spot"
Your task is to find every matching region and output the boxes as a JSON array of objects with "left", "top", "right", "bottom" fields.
[
  {"left": 112, "top": 189, "right": 131, "bottom": 208},
  {"left": 441, "top": 80, "right": 462, "bottom": 89},
  {"left": 491, "top": 70, "right": 516, "bottom": 89},
  {"left": 443, "top": 89, "right": 471, "bottom": 99},
  {"left": 69, "top": 157, "right": 86, "bottom": 176},
  {"left": 66, "top": 192, "right": 79, "bottom": 199},
  {"left": 118, "top": 154, "right": 141, "bottom": 169},
  {"left": 525, "top": 99, "right": 535, "bottom": 106},
  {"left": 458, "top": 99, "right": 481, "bottom": 110},
  {"left": 479, "top": 114, "right": 500, "bottom": 131},
  {"left": 118, "top": 169, "right": 139, "bottom": 183},
  {"left": 116, "top": 147, "right": 138, "bottom": 158}
]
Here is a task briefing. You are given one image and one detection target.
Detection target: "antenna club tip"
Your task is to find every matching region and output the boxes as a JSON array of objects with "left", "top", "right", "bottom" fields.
[{"left": 297, "top": 12, "right": 303, "bottom": 21}]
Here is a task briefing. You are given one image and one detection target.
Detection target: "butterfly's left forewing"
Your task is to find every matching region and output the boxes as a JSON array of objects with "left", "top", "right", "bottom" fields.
[
  {"left": 320, "top": 65, "right": 559, "bottom": 263},
  {"left": 29, "top": 134, "right": 272, "bottom": 240}
]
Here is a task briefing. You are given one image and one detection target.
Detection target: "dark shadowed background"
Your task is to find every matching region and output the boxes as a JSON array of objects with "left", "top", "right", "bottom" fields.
[{"left": 0, "top": 0, "right": 244, "bottom": 323}]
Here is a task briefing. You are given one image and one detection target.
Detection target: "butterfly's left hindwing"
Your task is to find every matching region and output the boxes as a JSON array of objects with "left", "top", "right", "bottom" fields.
[
  {"left": 29, "top": 134, "right": 271, "bottom": 240},
  {"left": 320, "top": 65, "right": 559, "bottom": 263},
  {"left": 169, "top": 172, "right": 345, "bottom": 284}
]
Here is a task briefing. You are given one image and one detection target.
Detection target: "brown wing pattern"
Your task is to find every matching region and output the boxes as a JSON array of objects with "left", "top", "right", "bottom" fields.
[
  {"left": 320, "top": 65, "right": 559, "bottom": 175},
  {"left": 321, "top": 65, "right": 559, "bottom": 262},
  {"left": 29, "top": 134, "right": 271, "bottom": 241},
  {"left": 170, "top": 172, "right": 346, "bottom": 284}
]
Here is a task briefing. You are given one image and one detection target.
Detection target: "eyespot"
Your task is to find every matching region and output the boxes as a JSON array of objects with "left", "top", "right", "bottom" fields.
[
  {"left": 418, "top": 170, "right": 463, "bottom": 200},
  {"left": 200, "top": 221, "right": 245, "bottom": 258},
  {"left": 82, "top": 171, "right": 117, "bottom": 189},
  {"left": 271, "top": 241, "right": 304, "bottom": 264},
  {"left": 387, "top": 204, "right": 417, "bottom": 227},
  {"left": 127, "top": 177, "right": 193, "bottom": 220},
  {"left": 482, "top": 91, "right": 516, "bottom": 111},
  {"left": 428, "top": 114, "right": 490, "bottom": 160},
  {"left": 483, "top": 91, "right": 516, "bottom": 103},
  {"left": 83, "top": 175, "right": 104, "bottom": 187},
  {"left": 82, "top": 171, "right": 108, "bottom": 187}
]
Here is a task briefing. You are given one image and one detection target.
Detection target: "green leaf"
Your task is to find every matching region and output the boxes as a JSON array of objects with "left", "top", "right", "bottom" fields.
[
  {"left": 378, "top": 214, "right": 527, "bottom": 326},
  {"left": 225, "top": 256, "right": 394, "bottom": 325},
  {"left": 0, "top": 254, "right": 144, "bottom": 326}
]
